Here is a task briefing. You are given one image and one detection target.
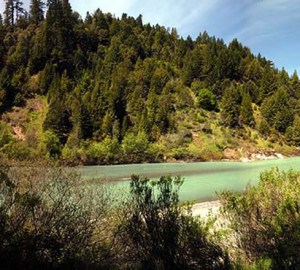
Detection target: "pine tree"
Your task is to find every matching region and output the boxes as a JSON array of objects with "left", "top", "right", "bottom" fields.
[
  {"left": 292, "top": 115, "right": 300, "bottom": 144},
  {"left": 244, "top": 80, "right": 259, "bottom": 103},
  {"left": 274, "top": 106, "right": 294, "bottom": 133},
  {"left": 221, "top": 85, "right": 240, "bottom": 127},
  {"left": 30, "top": 0, "right": 44, "bottom": 25},
  {"left": 4, "top": 0, "right": 14, "bottom": 26},
  {"left": 240, "top": 90, "right": 254, "bottom": 126},
  {"left": 15, "top": 0, "right": 24, "bottom": 22},
  {"left": 291, "top": 70, "right": 300, "bottom": 98},
  {"left": 261, "top": 87, "right": 290, "bottom": 126},
  {"left": 259, "top": 63, "right": 278, "bottom": 102}
]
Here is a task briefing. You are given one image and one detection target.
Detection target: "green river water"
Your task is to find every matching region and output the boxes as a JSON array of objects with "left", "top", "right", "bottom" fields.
[{"left": 77, "top": 157, "right": 300, "bottom": 202}]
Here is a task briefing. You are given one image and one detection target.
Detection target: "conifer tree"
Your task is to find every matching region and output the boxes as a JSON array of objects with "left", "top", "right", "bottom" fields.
[
  {"left": 4, "top": 0, "right": 14, "bottom": 26},
  {"left": 274, "top": 106, "right": 294, "bottom": 133},
  {"left": 291, "top": 70, "right": 300, "bottom": 98},
  {"left": 15, "top": 0, "right": 24, "bottom": 22},
  {"left": 221, "top": 85, "right": 240, "bottom": 127},
  {"left": 240, "top": 90, "right": 254, "bottom": 126},
  {"left": 291, "top": 115, "right": 300, "bottom": 144},
  {"left": 259, "top": 63, "right": 278, "bottom": 101},
  {"left": 30, "top": 0, "right": 44, "bottom": 25}
]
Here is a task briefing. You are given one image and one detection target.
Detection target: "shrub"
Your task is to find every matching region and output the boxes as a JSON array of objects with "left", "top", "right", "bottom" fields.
[
  {"left": 122, "top": 131, "right": 150, "bottom": 163},
  {"left": 1, "top": 141, "right": 38, "bottom": 161},
  {"left": 196, "top": 89, "right": 217, "bottom": 111},
  {"left": 0, "top": 123, "right": 12, "bottom": 148},
  {"left": 41, "top": 130, "right": 61, "bottom": 159},
  {"left": 86, "top": 137, "right": 120, "bottom": 164},
  {"left": 121, "top": 175, "right": 229, "bottom": 269},
  {"left": 219, "top": 168, "right": 300, "bottom": 269},
  {"left": 0, "top": 165, "right": 115, "bottom": 270}
]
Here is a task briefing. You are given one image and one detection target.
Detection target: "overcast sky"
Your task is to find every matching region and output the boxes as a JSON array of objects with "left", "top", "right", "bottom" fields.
[{"left": 1, "top": 0, "right": 300, "bottom": 74}]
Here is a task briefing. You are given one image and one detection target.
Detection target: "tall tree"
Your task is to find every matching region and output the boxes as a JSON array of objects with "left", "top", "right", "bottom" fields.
[
  {"left": 240, "top": 90, "right": 254, "bottom": 126},
  {"left": 221, "top": 85, "right": 240, "bottom": 127},
  {"left": 30, "top": 0, "right": 44, "bottom": 25},
  {"left": 259, "top": 62, "right": 278, "bottom": 102},
  {"left": 4, "top": 0, "right": 14, "bottom": 26},
  {"left": 15, "top": 0, "right": 24, "bottom": 22},
  {"left": 291, "top": 70, "right": 300, "bottom": 98}
]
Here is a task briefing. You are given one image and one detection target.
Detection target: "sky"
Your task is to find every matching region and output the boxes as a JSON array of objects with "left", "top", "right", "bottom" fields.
[{"left": 1, "top": 0, "right": 300, "bottom": 75}]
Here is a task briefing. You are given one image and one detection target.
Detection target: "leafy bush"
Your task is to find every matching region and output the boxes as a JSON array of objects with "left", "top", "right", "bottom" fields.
[
  {"left": 1, "top": 141, "right": 39, "bottom": 161},
  {"left": 121, "top": 175, "right": 229, "bottom": 269},
  {"left": 0, "top": 123, "right": 12, "bottom": 148},
  {"left": 219, "top": 168, "right": 300, "bottom": 269},
  {"left": 122, "top": 131, "right": 150, "bottom": 163},
  {"left": 41, "top": 130, "right": 61, "bottom": 159},
  {"left": 86, "top": 137, "right": 120, "bottom": 164},
  {"left": 196, "top": 89, "right": 217, "bottom": 111},
  {"left": 0, "top": 165, "right": 115, "bottom": 270}
]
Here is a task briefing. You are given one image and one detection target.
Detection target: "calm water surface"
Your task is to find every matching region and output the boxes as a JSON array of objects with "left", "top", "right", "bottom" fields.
[{"left": 77, "top": 157, "right": 300, "bottom": 202}]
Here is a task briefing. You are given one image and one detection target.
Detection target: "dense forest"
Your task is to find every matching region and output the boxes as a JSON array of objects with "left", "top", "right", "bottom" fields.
[{"left": 1, "top": 0, "right": 300, "bottom": 164}]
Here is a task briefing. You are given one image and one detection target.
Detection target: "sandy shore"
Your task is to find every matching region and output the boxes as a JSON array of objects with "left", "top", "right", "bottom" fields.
[{"left": 192, "top": 200, "right": 222, "bottom": 218}]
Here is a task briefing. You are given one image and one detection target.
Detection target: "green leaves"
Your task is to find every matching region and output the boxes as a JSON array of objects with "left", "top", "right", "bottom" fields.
[
  {"left": 123, "top": 175, "right": 228, "bottom": 269},
  {"left": 220, "top": 168, "right": 300, "bottom": 268},
  {"left": 196, "top": 88, "right": 217, "bottom": 111}
]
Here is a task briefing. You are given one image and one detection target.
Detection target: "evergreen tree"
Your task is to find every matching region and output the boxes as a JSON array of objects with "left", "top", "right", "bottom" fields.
[
  {"left": 15, "top": 0, "right": 24, "bottom": 22},
  {"left": 291, "top": 115, "right": 300, "bottom": 144},
  {"left": 244, "top": 59, "right": 263, "bottom": 86},
  {"left": 274, "top": 106, "right": 294, "bottom": 133},
  {"left": 4, "top": 0, "right": 14, "bottom": 26},
  {"left": 240, "top": 90, "right": 254, "bottom": 126},
  {"left": 259, "top": 63, "right": 278, "bottom": 102},
  {"left": 261, "top": 87, "right": 290, "bottom": 126},
  {"left": 0, "top": 0, "right": 299, "bottom": 163},
  {"left": 30, "top": 0, "right": 44, "bottom": 25},
  {"left": 291, "top": 70, "right": 300, "bottom": 98},
  {"left": 244, "top": 80, "right": 259, "bottom": 103},
  {"left": 221, "top": 85, "right": 240, "bottom": 127}
]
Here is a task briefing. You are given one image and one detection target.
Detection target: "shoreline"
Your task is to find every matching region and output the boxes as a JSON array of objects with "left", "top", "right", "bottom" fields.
[
  {"left": 81, "top": 153, "right": 290, "bottom": 168},
  {"left": 192, "top": 200, "right": 222, "bottom": 218}
]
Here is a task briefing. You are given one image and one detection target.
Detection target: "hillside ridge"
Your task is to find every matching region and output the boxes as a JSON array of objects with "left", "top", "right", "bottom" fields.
[{"left": 0, "top": 0, "right": 300, "bottom": 164}]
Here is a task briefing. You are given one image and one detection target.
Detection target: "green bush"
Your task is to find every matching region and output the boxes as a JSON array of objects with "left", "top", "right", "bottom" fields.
[
  {"left": 196, "top": 89, "right": 217, "bottom": 111},
  {"left": 121, "top": 175, "right": 229, "bottom": 269},
  {"left": 0, "top": 123, "right": 12, "bottom": 148},
  {"left": 219, "top": 168, "right": 300, "bottom": 269},
  {"left": 41, "top": 130, "right": 61, "bottom": 159},
  {"left": 0, "top": 165, "right": 115, "bottom": 270},
  {"left": 1, "top": 141, "right": 38, "bottom": 161},
  {"left": 86, "top": 137, "right": 120, "bottom": 164},
  {"left": 122, "top": 131, "right": 150, "bottom": 163}
]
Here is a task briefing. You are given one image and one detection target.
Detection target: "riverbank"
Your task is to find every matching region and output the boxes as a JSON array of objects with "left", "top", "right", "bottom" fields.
[{"left": 192, "top": 200, "right": 221, "bottom": 218}]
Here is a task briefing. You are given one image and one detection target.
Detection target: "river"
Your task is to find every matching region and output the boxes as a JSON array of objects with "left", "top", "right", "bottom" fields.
[{"left": 77, "top": 157, "right": 300, "bottom": 202}]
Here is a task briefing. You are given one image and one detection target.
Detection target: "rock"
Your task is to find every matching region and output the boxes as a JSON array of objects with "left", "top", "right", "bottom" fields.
[
  {"left": 275, "top": 153, "right": 284, "bottom": 159},
  {"left": 240, "top": 157, "right": 252, "bottom": 163}
]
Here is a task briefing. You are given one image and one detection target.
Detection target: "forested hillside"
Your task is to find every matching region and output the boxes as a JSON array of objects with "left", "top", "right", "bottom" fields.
[{"left": 1, "top": 0, "right": 300, "bottom": 164}]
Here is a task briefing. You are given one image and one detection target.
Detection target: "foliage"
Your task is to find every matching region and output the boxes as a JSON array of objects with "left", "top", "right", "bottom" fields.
[
  {"left": 41, "top": 129, "right": 61, "bottom": 158},
  {"left": 121, "top": 175, "right": 230, "bottom": 269},
  {"left": 0, "top": 0, "right": 299, "bottom": 162},
  {"left": 219, "top": 168, "right": 300, "bottom": 269},
  {"left": 0, "top": 164, "right": 117, "bottom": 270},
  {"left": 240, "top": 90, "right": 254, "bottom": 126},
  {"left": 221, "top": 85, "right": 240, "bottom": 127},
  {"left": 196, "top": 88, "right": 217, "bottom": 111},
  {"left": 0, "top": 122, "right": 12, "bottom": 148}
]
